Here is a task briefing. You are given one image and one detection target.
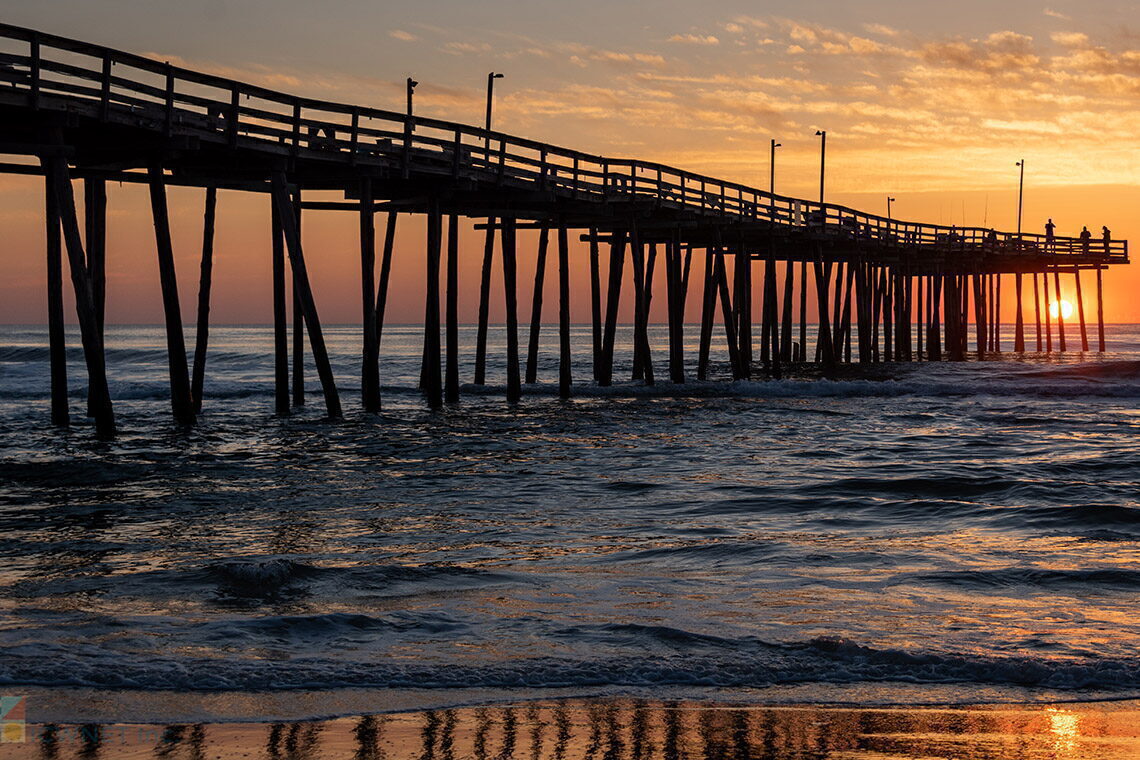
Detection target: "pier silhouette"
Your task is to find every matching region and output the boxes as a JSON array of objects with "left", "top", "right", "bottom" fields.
[{"left": 0, "top": 24, "right": 1127, "bottom": 436}]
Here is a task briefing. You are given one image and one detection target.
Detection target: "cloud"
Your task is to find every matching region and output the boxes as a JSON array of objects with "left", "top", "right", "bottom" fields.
[
  {"left": 388, "top": 30, "right": 417, "bottom": 42},
  {"left": 863, "top": 23, "right": 900, "bottom": 38},
  {"left": 668, "top": 33, "right": 720, "bottom": 45},
  {"left": 1051, "top": 31, "right": 1089, "bottom": 46},
  {"left": 1044, "top": 8, "right": 1071, "bottom": 20}
]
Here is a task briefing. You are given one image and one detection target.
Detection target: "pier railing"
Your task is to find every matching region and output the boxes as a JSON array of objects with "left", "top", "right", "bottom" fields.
[{"left": 0, "top": 23, "right": 1127, "bottom": 263}]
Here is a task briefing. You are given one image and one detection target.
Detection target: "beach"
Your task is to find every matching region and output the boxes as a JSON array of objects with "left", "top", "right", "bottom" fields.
[{"left": 3, "top": 697, "right": 1140, "bottom": 759}]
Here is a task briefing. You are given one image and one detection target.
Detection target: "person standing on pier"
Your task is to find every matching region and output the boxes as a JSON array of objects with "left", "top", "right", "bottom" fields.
[
  {"left": 1103, "top": 226, "right": 1112, "bottom": 253},
  {"left": 1080, "top": 226, "right": 1092, "bottom": 254},
  {"left": 1045, "top": 219, "right": 1056, "bottom": 251}
]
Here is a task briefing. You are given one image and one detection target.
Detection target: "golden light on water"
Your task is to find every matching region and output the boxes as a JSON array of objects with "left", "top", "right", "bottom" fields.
[
  {"left": 1045, "top": 707, "right": 1081, "bottom": 752},
  {"left": 1049, "top": 300, "right": 1075, "bottom": 320}
]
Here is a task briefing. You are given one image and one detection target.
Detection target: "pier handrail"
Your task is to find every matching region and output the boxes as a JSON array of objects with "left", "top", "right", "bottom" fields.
[{"left": 0, "top": 22, "right": 1127, "bottom": 262}]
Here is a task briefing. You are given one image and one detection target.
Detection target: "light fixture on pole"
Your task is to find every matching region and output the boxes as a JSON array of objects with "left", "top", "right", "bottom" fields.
[
  {"left": 769, "top": 138, "right": 781, "bottom": 195},
  {"left": 815, "top": 130, "right": 826, "bottom": 204},
  {"left": 887, "top": 196, "right": 896, "bottom": 220},
  {"left": 1015, "top": 159, "right": 1025, "bottom": 237},
  {"left": 485, "top": 72, "right": 504, "bottom": 154},
  {"left": 406, "top": 76, "right": 418, "bottom": 119}
]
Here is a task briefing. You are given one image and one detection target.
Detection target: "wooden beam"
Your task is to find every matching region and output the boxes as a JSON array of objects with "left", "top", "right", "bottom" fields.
[
  {"left": 191, "top": 185, "right": 217, "bottom": 414},
  {"left": 271, "top": 193, "right": 289, "bottom": 415},
  {"left": 1096, "top": 267, "right": 1106, "bottom": 352},
  {"left": 588, "top": 228, "right": 603, "bottom": 382},
  {"left": 42, "top": 155, "right": 114, "bottom": 435},
  {"left": 360, "top": 178, "right": 381, "bottom": 412},
  {"left": 146, "top": 163, "right": 195, "bottom": 425},
  {"left": 557, "top": 219, "right": 572, "bottom": 398},
  {"left": 445, "top": 213, "right": 460, "bottom": 403},
  {"left": 599, "top": 229, "right": 626, "bottom": 387},
  {"left": 291, "top": 188, "right": 305, "bottom": 407},
  {"left": 525, "top": 225, "right": 550, "bottom": 385},
  {"left": 1053, "top": 267, "right": 1067, "bottom": 351},
  {"left": 473, "top": 217, "right": 495, "bottom": 386},
  {"left": 502, "top": 217, "right": 521, "bottom": 402},
  {"left": 697, "top": 249, "right": 715, "bottom": 380},
  {"left": 270, "top": 171, "right": 342, "bottom": 418},
  {"left": 45, "top": 169, "right": 68, "bottom": 427},
  {"left": 421, "top": 197, "right": 443, "bottom": 409},
  {"left": 1074, "top": 268, "right": 1089, "bottom": 352},
  {"left": 83, "top": 177, "right": 106, "bottom": 418},
  {"left": 1013, "top": 273, "right": 1025, "bottom": 352}
]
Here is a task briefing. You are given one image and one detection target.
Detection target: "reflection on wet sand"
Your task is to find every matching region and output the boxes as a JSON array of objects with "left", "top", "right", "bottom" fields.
[{"left": 9, "top": 699, "right": 1140, "bottom": 760}]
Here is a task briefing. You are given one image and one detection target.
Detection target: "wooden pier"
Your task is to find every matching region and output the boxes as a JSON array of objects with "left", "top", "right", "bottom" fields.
[{"left": 0, "top": 24, "right": 1128, "bottom": 436}]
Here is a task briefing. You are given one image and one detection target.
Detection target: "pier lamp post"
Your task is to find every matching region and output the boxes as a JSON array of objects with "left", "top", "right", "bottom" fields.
[
  {"left": 406, "top": 77, "right": 418, "bottom": 119},
  {"left": 769, "top": 138, "right": 781, "bottom": 195},
  {"left": 887, "top": 196, "right": 895, "bottom": 220},
  {"left": 1015, "top": 159, "right": 1025, "bottom": 237},
  {"left": 815, "top": 130, "right": 826, "bottom": 204},
  {"left": 485, "top": 72, "right": 504, "bottom": 155}
]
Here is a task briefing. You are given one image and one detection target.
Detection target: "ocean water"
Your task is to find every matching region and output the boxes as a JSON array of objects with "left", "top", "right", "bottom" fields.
[{"left": 1, "top": 323, "right": 1139, "bottom": 721}]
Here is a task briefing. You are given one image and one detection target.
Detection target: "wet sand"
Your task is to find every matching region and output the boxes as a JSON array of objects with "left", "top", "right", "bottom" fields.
[{"left": 2, "top": 698, "right": 1138, "bottom": 759}]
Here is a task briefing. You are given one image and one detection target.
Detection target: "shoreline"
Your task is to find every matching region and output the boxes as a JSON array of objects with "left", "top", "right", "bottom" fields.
[{"left": 1, "top": 696, "right": 1137, "bottom": 759}]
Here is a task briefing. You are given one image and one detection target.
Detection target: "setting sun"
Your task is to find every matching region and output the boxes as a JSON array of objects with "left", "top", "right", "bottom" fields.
[{"left": 1049, "top": 300, "right": 1075, "bottom": 320}]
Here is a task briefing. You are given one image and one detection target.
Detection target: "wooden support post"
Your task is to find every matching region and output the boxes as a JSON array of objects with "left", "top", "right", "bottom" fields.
[
  {"left": 525, "top": 226, "right": 550, "bottom": 385},
  {"left": 146, "top": 164, "right": 195, "bottom": 425},
  {"left": 738, "top": 248, "right": 754, "bottom": 377},
  {"left": 1074, "top": 269, "right": 1089, "bottom": 352},
  {"left": 445, "top": 214, "right": 461, "bottom": 403},
  {"left": 780, "top": 261, "right": 794, "bottom": 362},
  {"left": 831, "top": 261, "right": 844, "bottom": 354},
  {"left": 557, "top": 220, "right": 571, "bottom": 398},
  {"left": 644, "top": 243, "right": 658, "bottom": 382},
  {"left": 854, "top": 262, "right": 870, "bottom": 363},
  {"left": 45, "top": 171, "right": 69, "bottom": 427},
  {"left": 270, "top": 172, "right": 342, "bottom": 418},
  {"left": 814, "top": 256, "right": 835, "bottom": 368},
  {"left": 840, "top": 264, "right": 854, "bottom": 363},
  {"left": 599, "top": 229, "right": 626, "bottom": 386},
  {"left": 191, "top": 185, "right": 217, "bottom": 414},
  {"left": 588, "top": 229, "right": 603, "bottom": 382},
  {"left": 882, "top": 268, "right": 893, "bottom": 362},
  {"left": 945, "top": 272, "right": 964, "bottom": 361},
  {"left": 84, "top": 178, "right": 107, "bottom": 340},
  {"left": 972, "top": 272, "right": 986, "bottom": 356},
  {"left": 665, "top": 231, "right": 686, "bottom": 384},
  {"left": 916, "top": 275, "right": 924, "bottom": 360},
  {"left": 271, "top": 194, "right": 290, "bottom": 415},
  {"left": 291, "top": 189, "right": 306, "bottom": 406},
  {"left": 798, "top": 260, "right": 808, "bottom": 362},
  {"left": 765, "top": 256, "right": 780, "bottom": 375},
  {"left": 714, "top": 251, "right": 743, "bottom": 379},
  {"left": 358, "top": 178, "right": 381, "bottom": 412},
  {"left": 84, "top": 178, "right": 107, "bottom": 418},
  {"left": 994, "top": 273, "right": 1002, "bottom": 353},
  {"left": 1033, "top": 273, "right": 1043, "bottom": 352},
  {"left": 697, "top": 249, "right": 715, "bottom": 380},
  {"left": 1053, "top": 267, "right": 1067, "bottom": 351},
  {"left": 871, "top": 266, "right": 882, "bottom": 362},
  {"left": 418, "top": 200, "right": 443, "bottom": 408},
  {"left": 502, "top": 217, "right": 522, "bottom": 402},
  {"left": 630, "top": 224, "right": 653, "bottom": 384},
  {"left": 1014, "top": 273, "right": 1025, "bottom": 352},
  {"left": 375, "top": 212, "right": 397, "bottom": 351},
  {"left": 929, "top": 273, "right": 942, "bottom": 361},
  {"left": 473, "top": 217, "right": 495, "bottom": 385},
  {"left": 43, "top": 155, "right": 114, "bottom": 436},
  {"left": 1096, "top": 267, "right": 1106, "bottom": 352}
]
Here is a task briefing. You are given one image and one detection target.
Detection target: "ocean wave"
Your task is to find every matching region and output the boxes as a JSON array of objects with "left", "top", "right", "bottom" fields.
[
  {"left": 904, "top": 567, "right": 1140, "bottom": 590},
  {"left": 1, "top": 636, "right": 1137, "bottom": 693}
]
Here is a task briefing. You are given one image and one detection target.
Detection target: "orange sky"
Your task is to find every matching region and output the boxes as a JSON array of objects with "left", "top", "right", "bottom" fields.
[{"left": 1, "top": 0, "right": 1138, "bottom": 324}]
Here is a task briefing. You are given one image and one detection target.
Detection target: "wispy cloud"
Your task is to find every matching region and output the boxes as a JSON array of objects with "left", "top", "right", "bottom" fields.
[
  {"left": 668, "top": 33, "right": 719, "bottom": 45},
  {"left": 388, "top": 30, "right": 417, "bottom": 42}
]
